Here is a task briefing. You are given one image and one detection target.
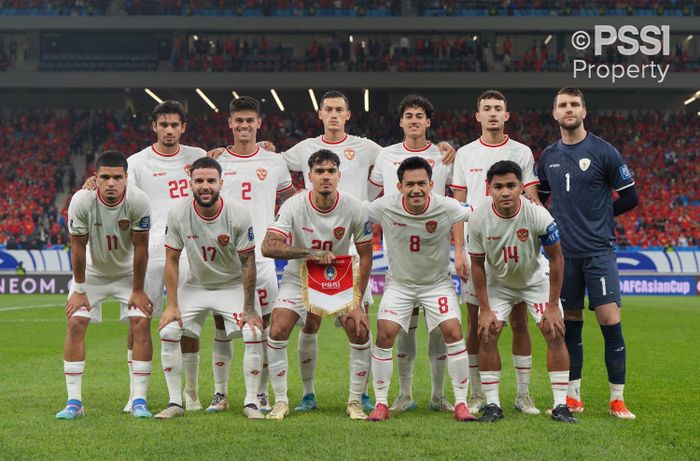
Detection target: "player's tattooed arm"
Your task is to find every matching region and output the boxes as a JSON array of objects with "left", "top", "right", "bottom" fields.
[
  {"left": 159, "top": 248, "right": 182, "bottom": 330},
  {"left": 470, "top": 254, "right": 498, "bottom": 344},
  {"left": 239, "top": 250, "right": 263, "bottom": 335},
  {"left": 129, "top": 231, "right": 152, "bottom": 318},
  {"left": 261, "top": 230, "right": 333, "bottom": 262},
  {"left": 66, "top": 234, "right": 90, "bottom": 318},
  {"left": 277, "top": 186, "right": 298, "bottom": 203}
]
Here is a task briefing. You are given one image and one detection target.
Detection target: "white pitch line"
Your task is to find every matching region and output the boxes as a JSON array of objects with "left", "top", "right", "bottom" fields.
[{"left": 0, "top": 303, "right": 63, "bottom": 313}]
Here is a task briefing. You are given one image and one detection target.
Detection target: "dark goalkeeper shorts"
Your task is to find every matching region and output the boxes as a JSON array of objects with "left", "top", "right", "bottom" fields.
[{"left": 561, "top": 252, "right": 621, "bottom": 311}]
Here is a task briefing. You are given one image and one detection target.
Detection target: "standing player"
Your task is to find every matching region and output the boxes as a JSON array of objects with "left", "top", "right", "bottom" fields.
[
  {"left": 56, "top": 151, "right": 153, "bottom": 419},
  {"left": 156, "top": 157, "right": 264, "bottom": 419},
  {"left": 366, "top": 156, "right": 474, "bottom": 422},
  {"left": 451, "top": 90, "right": 541, "bottom": 415},
  {"left": 215, "top": 96, "right": 296, "bottom": 412},
  {"left": 469, "top": 160, "right": 576, "bottom": 423},
  {"left": 261, "top": 149, "right": 374, "bottom": 420},
  {"left": 125, "top": 100, "right": 206, "bottom": 412},
  {"left": 368, "top": 94, "right": 454, "bottom": 413},
  {"left": 538, "top": 88, "right": 639, "bottom": 419}
]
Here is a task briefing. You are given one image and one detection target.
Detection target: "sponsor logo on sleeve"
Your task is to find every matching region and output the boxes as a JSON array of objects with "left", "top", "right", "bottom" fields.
[
  {"left": 247, "top": 226, "right": 255, "bottom": 241},
  {"left": 364, "top": 221, "right": 372, "bottom": 236},
  {"left": 138, "top": 216, "right": 150, "bottom": 230},
  {"left": 619, "top": 165, "right": 632, "bottom": 180}
]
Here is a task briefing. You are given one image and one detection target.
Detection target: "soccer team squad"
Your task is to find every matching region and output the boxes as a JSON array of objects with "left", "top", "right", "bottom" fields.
[{"left": 56, "top": 87, "right": 639, "bottom": 424}]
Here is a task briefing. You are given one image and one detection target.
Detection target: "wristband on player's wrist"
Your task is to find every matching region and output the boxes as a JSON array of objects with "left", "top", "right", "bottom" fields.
[{"left": 72, "top": 282, "right": 86, "bottom": 294}]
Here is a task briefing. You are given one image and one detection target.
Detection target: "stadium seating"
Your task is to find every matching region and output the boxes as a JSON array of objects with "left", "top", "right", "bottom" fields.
[{"left": 1, "top": 108, "right": 697, "bottom": 249}]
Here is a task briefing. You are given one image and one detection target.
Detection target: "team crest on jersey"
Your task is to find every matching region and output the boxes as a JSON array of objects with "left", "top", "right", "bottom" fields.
[
  {"left": 325, "top": 265, "right": 337, "bottom": 281},
  {"left": 333, "top": 226, "right": 345, "bottom": 240},
  {"left": 579, "top": 158, "right": 591, "bottom": 171},
  {"left": 118, "top": 219, "right": 130, "bottom": 231},
  {"left": 218, "top": 234, "right": 230, "bottom": 247},
  {"left": 256, "top": 168, "right": 268, "bottom": 180},
  {"left": 344, "top": 148, "right": 356, "bottom": 161},
  {"left": 425, "top": 220, "right": 438, "bottom": 233},
  {"left": 516, "top": 228, "right": 529, "bottom": 242},
  {"left": 427, "top": 159, "right": 436, "bottom": 168},
  {"left": 184, "top": 164, "right": 192, "bottom": 176}
]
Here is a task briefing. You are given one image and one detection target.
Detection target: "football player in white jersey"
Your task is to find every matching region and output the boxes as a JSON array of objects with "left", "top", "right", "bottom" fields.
[
  {"left": 468, "top": 160, "right": 576, "bottom": 423},
  {"left": 124, "top": 101, "right": 208, "bottom": 412},
  {"left": 368, "top": 94, "right": 455, "bottom": 414},
  {"left": 451, "top": 90, "right": 541, "bottom": 415},
  {"left": 56, "top": 151, "right": 153, "bottom": 420},
  {"left": 365, "top": 156, "right": 475, "bottom": 422},
  {"left": 155, "top": 157, "right": 265, "bottom": 420},
  {"left": 261, "top": 149, "right": 374, "bottom": 420},
  {"left": 213, "top": 96, "right": 297, "bottom": 412}
]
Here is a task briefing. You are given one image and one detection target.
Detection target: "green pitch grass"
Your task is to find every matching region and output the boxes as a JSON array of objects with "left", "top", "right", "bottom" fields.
[{"left": 0, "top": 295, "right": 698, "bottom": 460}]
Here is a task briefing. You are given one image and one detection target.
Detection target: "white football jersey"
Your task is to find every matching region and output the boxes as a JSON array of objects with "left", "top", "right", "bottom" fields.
[
  {"left": 165, "top": 198, "right": 255, "bottom": 290},
  {"left": 283, "top": 134, "right": 381, "bottom": 201},
  {"left": 268, "top": 190, "right": 373, "bottom": 280},
  {"left": 365, "top": 192, "right": 472, "bottom": 286},
  {"left": 127, "top": 144, "right": 206, "bottom": 240},
  {"left": 218, "top": 146, "right": 294, "bottom": 262},
  {"left": 369, "top": 142, "right": 453, "bottom": 198},
  {"left": 451, "top": 136, "right": 539, "bottom": 209},
  {"left": 68, "top": 187, "right": 151, "bottom": 278},
  {"left": 468, "top": 196, "right": 557, "bottom": 290}
]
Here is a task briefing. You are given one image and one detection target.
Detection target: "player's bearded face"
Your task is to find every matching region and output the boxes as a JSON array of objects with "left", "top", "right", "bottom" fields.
[
  {"left": 153, "top": 114, "right": 185, "bottom": 147},
  {"left": 309, "top": 162, "right": 340, "bottom": 196},
  {"left": 476, "top": 99, "right": 509, "bottom": 132},
  {"left": 399, "top": 169, "right": 433, "bottom": 210},
  {"left": 96, "top": 166, "right": 127, "bottom": 203},
  {"left": 191, "top": 169, "right": 222, "bottom": 207},
  {"left": 489, "top": 173, "right": 523, "bottom": 213},
  {"left": 554, "top": 96, "right": 586, "bottom": 131}
]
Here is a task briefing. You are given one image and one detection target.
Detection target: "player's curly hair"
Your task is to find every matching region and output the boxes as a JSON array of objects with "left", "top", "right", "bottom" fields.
[
  {"left": 397, "top": 156, "right": 432, "bottom": 182},
  {"left": 151, "top": 100, "right": 187, "bottom": 124},
  {"left": 398, "top": 94, "right": 434, "bottom": 119},
  {"left": 308, "top": 149, "right": 341, "bottom": 169},
  {"left": 487, "top": 160, "right": 522, "bottom": 184},
  {"left": 229, "top": 96, "right": 260, "bottom": 116}
]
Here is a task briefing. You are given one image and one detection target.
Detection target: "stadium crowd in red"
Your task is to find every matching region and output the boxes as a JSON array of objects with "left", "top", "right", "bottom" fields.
[{"left": 1, "top": 108, "right": 697, "bottom": 250}]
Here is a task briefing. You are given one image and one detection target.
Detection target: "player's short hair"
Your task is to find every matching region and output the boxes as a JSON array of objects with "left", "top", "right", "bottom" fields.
[
  {"left": 229, "top": 96, "right": 260, "bottom": 116},
  {"left": 397, "top": 156, "right": 432, "bottom": 182},
  {"left": 151, "top": 100, "right": 187, "bottom": 124},
  {"left": 554, "top": 87, "right": 586, "bottom": 108},
  {"left": 308, "top": 149, "right": 340, "bottom": 169},
  {"left": 487, "top": 160, "right": 522, "bottom": 184},
  {"left": 398, "top": 94, "right": 434, "bottom": 119},
  {"left": 477, "top": 90, "right": 507, "bottom": 111},
  {"left": 320, "top": 90, "right": 350, "bottom": 109},
  {"left": 95, "top": 150, "right": 128, "bottom": 172},
  {"left": 190, "top": 157, "right": 222, "bottom": 177}
]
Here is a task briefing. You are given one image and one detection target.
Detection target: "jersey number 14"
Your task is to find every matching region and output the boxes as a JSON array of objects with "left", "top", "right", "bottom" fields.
[{"left": 502, "top": 245, "right": 519, "bottom": 263}]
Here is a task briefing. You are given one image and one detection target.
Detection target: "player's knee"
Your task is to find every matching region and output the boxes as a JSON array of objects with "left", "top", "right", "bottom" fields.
[
  {"left": 269, "top": 323, "right": 291, "bottom": 341},
  {"left": 159, "top": 324, "right": 182, "bottom": 342},
  {"left": 509, "top": 311, "right": 529, "bottom": 333},
  {"left": 375, "top": 329, "right": 395, "bottom": 349},
  {"left": 66, "top": 317, "right": 88, "bottom": 339},
  {"left": 547, "top": 334, "right": 566, "bottom": 350},
  {"left": 302, "top": 315, "right": 321, "bottom": 334},
  {"left": 129, "top": 316, "right": 150, "bottom": 334}
]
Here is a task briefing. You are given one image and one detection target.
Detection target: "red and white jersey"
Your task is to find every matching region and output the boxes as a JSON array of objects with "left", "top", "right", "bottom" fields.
[
  {"left": 451, "top": 136, "right": 539, "bottom": 209},
  {"left": 127, "top": 144, "right": 206, "bottom": 240},
  {"left": 369, "top": 142, "right": 453, "bottom": 198},
  {"left": 283, "top": 134, "right": 382, "bottom": 201},
  {"left": 218, "top": 146, "right": 294, "bottom": 262},
  {"left": 267, "top": 190, "right": 372, "bottom": 280},
  {"left": 165, "top": 198, "right": 255, "bottom": 290},
  {"left": 68, "top": 187, "right": 151, "bottom": 278},
  {"left": 365, "top": 192, "right": 472, "bottom": 286},
  {"left": 468, "top": 196, "right": 555, "bottom": 290}
]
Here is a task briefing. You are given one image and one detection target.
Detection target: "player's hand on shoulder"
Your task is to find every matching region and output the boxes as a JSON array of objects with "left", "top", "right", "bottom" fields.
[
  {"left": 65, "top": 292, "right": 90, "bottom": 318},
  {"left": 258, "top": 140, "right": 276, "bottom": 152},
  {"left": 128, "top": 290, "right": 153, "bottom": 318},
  {"left": 437, "top": 141, "right": 456, "bottom": 165},
  {"left": 206, "top": 147, "right": 226, "bottom": 159},
  {"left": 82, "top": 175, "right": 97, "bottom": 191},
  {"left": 307, "top": 250, "right": 335, "bottom": 265},
  {"left": 159, "top": 305, "right": 182, "bottom": 330}
]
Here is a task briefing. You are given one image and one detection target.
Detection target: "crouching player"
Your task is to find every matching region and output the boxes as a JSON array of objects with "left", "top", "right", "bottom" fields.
[
  {"left": 57, "top": 151, "right": 153, "bottom": 419},
  {"left": 155, "top": 157, "right": 265, "bottom": 419},
  {"left": 366, "top": 156, "right": 476, "bottom": 422},
  {"left": 468, "top": 160, "right": 575, "bottom": 423}
]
